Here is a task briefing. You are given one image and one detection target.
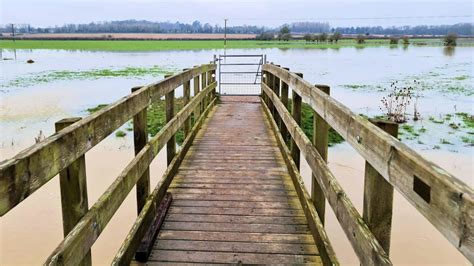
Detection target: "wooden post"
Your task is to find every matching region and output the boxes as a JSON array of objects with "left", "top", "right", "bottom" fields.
[
  {"left": 193, "top": 67, "right": 201, "bottom": 121},
  {"left": 280, "top": 67, "right": 290, "bottom": 143},
  {"left": 201, "top": 72, "right": 207, "bottom": 112},
  {"left": 55, "top": 117, "right": 91, "bottom": 266},
  {"left": 211, "top": 69, "right": 216, "bottom": 99},
  {"left": 291, "top": 73, "right": 303, "bottom": 169},
  {"left": 312, "top": 84, "right": 330, "bottom": 224},
  {"left": 273, "top": 65, "right": 281, "bottom": 127},
  {"left": 267, "top": 72, "right": 275, "bottom": 115},
  {"left": 131, "top": 86, "right": 150, "bottom": 215},
  {"left": 206, "top": 70, "right": 212, "bottom": 104},
  {"left": 363, "top": 119, "right": 398, "bottom": 255},
  {"left": 165, "top": 74, "right": 175, "bottom": 165},
  {"left": 182, "top": 69, "right": 191, "bottom": 138}
]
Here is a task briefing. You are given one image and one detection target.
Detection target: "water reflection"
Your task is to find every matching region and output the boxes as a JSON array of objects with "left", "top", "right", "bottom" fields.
[{"left": 443, "top": 46, "right": 456, "bottom": 56}]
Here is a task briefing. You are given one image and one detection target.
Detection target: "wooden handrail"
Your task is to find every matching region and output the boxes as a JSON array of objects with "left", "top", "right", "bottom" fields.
[
  {"left": 112, "top": 96, "right": 217, "bottom": 265},
  {"left": 45, "top": 80, "right": 217, "bottom": 265},
  {"left": 262, "top": 63, "right": 473, "bottom": 262},
  {"left": 260, "top": 97, "right": 339, "bottom": 266},
  {"left": 263, "top": 82, "right": 391, "bottom": 265},
  {"left": 0, "top": 64, "right": 216, "bottom": 216}
]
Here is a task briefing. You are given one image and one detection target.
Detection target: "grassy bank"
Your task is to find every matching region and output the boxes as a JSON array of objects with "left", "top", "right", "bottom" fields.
[{"left": 2, "top": 38, "right": 472, "bottom": 51}]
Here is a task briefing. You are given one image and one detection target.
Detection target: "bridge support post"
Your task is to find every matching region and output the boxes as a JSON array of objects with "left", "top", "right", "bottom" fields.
[
  {"left": 201, "top": 71, "right": 207, "bottom": 114},
  {"left": 312, "top": 85, "right": 330, "bottom": 224},
  {"left": 363, "top": 119, "right": 398, "bottom": 255},
  {"left": 183, "top": 70, "right": 191, "bottom": 138},
  {"left": 55, "top": 117, "right": 92, "bottom": 266},
  {"left": 211, "top": 69, "right": 216, "bottom": 99},
  {"left": 206, "top": 69, "right": 212, "bottom": 104},
  {"left": 131, "top": 86, "right": 151, "bottom": 215},
  {"left": 193, "top": 67, "right": 201, "bottom": 121},
  {"left": 280, "top": 67, "right": 290, "bottom": 144},
  {"left": 261, "top": 70, "right": 268, "bottom": 105},
  {"left": 267, "top": 71, "right": 275, "bottom": 117},
  {"left": 291, "top": 72, "right": 303, "bottom": 169},
  {"left": 165, "top": 74, "right": 176, "bottom": 165},
  {"left": 273, "top": 65, "right": 281, "bottom": 129}
]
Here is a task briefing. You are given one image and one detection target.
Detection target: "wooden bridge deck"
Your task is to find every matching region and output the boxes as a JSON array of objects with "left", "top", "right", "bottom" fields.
[{"left": 148, "top": 97, "right": 322, "bottom": 264}]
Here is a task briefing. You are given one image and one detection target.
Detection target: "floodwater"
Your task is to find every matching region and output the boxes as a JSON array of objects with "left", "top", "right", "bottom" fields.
[{"left": 0, "top": 46, "right": 473, "bottom": 265}]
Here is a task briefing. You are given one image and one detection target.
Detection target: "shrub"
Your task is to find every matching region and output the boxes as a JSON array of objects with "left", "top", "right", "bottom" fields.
[
  {"left": 402, "top": 36, "right": 409, "bottom": 45},
  {"left": 256, "top": 32, "right": 274, "bottom": 41},
  {"left": 389, "top": 37, "right": 399, "bottom": 45},
  {"left": 356, "top": 34, "right": 365, "bottom": 44},
  {"left": 444, "top": 33, "right": 457, "bottom": 47},
  {"left": 303, "top": 33, "right": 312, "bottom": 42},
  {"left": 332, "top": 32, "right": 342, "bottom": 43},
  {"left": 379, "top": 81, "right": 415, "bottom": 123},
  {"left": 318, "top": 33, "right": 328, "bottom": 42},
  {"left": 281, "top": 33, "right": 291, "bottom": 41}
]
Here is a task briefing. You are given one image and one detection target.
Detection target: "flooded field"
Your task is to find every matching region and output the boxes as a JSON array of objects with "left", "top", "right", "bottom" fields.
[{"left": 1, "top": 46, "right": 472, "bottom": 264}]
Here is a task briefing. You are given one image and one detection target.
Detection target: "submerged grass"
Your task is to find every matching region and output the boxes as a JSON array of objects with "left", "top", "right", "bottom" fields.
[
  {"left": 2, "top": 65, "right": 176, "bottom": 88},
  {"left": 296, "top": 101, "right": 344, "bottom": 146},
  {"left": 87, "top": 98, "right": 185, "bottom": 143},
  {"left": 1, "top": 38, "right": 471, "bottom": 51}
]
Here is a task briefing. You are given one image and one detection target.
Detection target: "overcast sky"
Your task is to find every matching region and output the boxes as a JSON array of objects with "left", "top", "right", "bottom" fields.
[{"left": 1, "top": 0, "right": 473, "bottom": 28}]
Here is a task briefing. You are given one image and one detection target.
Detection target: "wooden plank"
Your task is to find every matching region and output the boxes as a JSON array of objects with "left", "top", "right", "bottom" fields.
[
  {"left": 164, "top": 214, "right": 307, "bottom": 225},
  {"left": 171, "top": 200, "right": 301, "bottom": 209},
  {"left": 158, "top": 230, "right": 315, "bottom": 244},
  {"left": 169, "top": 183, "right": 291, "bottom": 191},
  {"left": 263, "top": 82, "right": 391, "bottom": 265},
  {"left": 312, "top": 84, "right": 330, "bottom": 224},
  {"left": 55, "top": 118, "right": 91, "bottom": 266},
  {"left": 168, "top": 206, "right": 304, "bottom": 217},
  {"left": 161, "top": 221, "right": 309, "bottom": 234},
  {"left": 131, "top": 86, "right": 150, "bottom": 215},
  {"left": 263, "top": 64, "right": 474, "bottom": 260},
  {"left": 171, "top": 193, "right": 298, "bottom": 202},
  {"left": 363, "top": 120, "right": 398, "bottom": 255},
  {"left": 261, "top": 98, "right": 339, "bottom": 266},
  {"left": 148, "top": 250, "right": 322, "bottom": 264},
  {"left": 167, "top": 188, "right": 297, "bottom": 196},
  {"left": 111, "top": 94, "right": 218, "bottom": 266},
  {"left": 46, "top": 81, "right": 217, "bottom": 266},
  {"left": 154, "top": 239, "right": 318, "bottom": 255},
  {"left": 135, "top": 193, "right": 172, "bottom": 262},
  {"left": 0, "top": 64, "right": 215, "bottom": 216}
]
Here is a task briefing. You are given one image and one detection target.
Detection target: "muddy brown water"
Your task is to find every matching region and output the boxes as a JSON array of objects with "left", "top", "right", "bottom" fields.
[{"left": 0, "top": 46, "right": 472, "bottom": 264}]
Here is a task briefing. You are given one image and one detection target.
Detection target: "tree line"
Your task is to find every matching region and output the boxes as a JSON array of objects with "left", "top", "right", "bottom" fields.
[{"left": 0, "top": 20, "right": 472, "bottom": 36}]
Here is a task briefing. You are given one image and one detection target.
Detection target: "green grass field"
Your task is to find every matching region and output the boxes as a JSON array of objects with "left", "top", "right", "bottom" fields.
[{"left": 1, "top": 38, "right": 470, "bottom": 51}]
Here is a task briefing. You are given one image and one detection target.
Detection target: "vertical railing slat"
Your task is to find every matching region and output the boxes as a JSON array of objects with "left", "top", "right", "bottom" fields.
[
  {"left": 55, "top": 117, "right": 92, "bottom": 266},
  {"left": 312, "top": 84, "right": 330, "bottom": 224},
  {"left": 363, "top": 119, "right": 398, "bottom": 255},
  {"left": 183, "top": 69, "right": 191, "bottom": 138},
  {"left": 291, "top": 72, "right": 303, "bottom": 169},
  {"left": 165, "top": 74, "right": 175, "bottom": 165}
]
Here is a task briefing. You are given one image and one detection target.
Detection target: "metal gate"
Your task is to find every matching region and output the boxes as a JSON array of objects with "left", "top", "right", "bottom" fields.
[{"left": 218, "top": 54, "right": 266, "bottom": 95}]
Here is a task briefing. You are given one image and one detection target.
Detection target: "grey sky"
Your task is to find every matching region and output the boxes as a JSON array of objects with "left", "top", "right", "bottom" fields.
[{"left": 1, "top": 0, "right": 473, "bottom": 27}]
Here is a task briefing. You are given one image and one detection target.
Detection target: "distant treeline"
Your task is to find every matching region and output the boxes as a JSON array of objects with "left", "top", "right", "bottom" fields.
[{"left": 1, "top": 20, "right": 473, "bottom": 36}]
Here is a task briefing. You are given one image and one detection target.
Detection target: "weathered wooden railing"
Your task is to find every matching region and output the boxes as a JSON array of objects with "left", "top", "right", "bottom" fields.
[
  {"left": 0, "top": 63, "right": 217, "bottom": 265},
  {"left": 261, "top": 63, "right": 473, "bottom": 265}
]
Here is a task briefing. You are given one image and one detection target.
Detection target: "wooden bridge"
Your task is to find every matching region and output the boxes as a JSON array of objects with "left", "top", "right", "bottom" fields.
[{"left": 0, "top": 61, "right": 472, "bottom": 265}]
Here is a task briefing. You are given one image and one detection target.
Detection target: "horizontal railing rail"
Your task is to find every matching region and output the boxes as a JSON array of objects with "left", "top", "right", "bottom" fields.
[
  {"left": 0, "top": 64, "right": 216, "bottom": 217},
  {"left": 0, "top": 62, "right": 216, "bottom": 265},
  {"left": 45, "top": 80, "right": 217, "bottom": 265},
  {"left": 262, "top": 63, "right": 473, "bottom": 263}
]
